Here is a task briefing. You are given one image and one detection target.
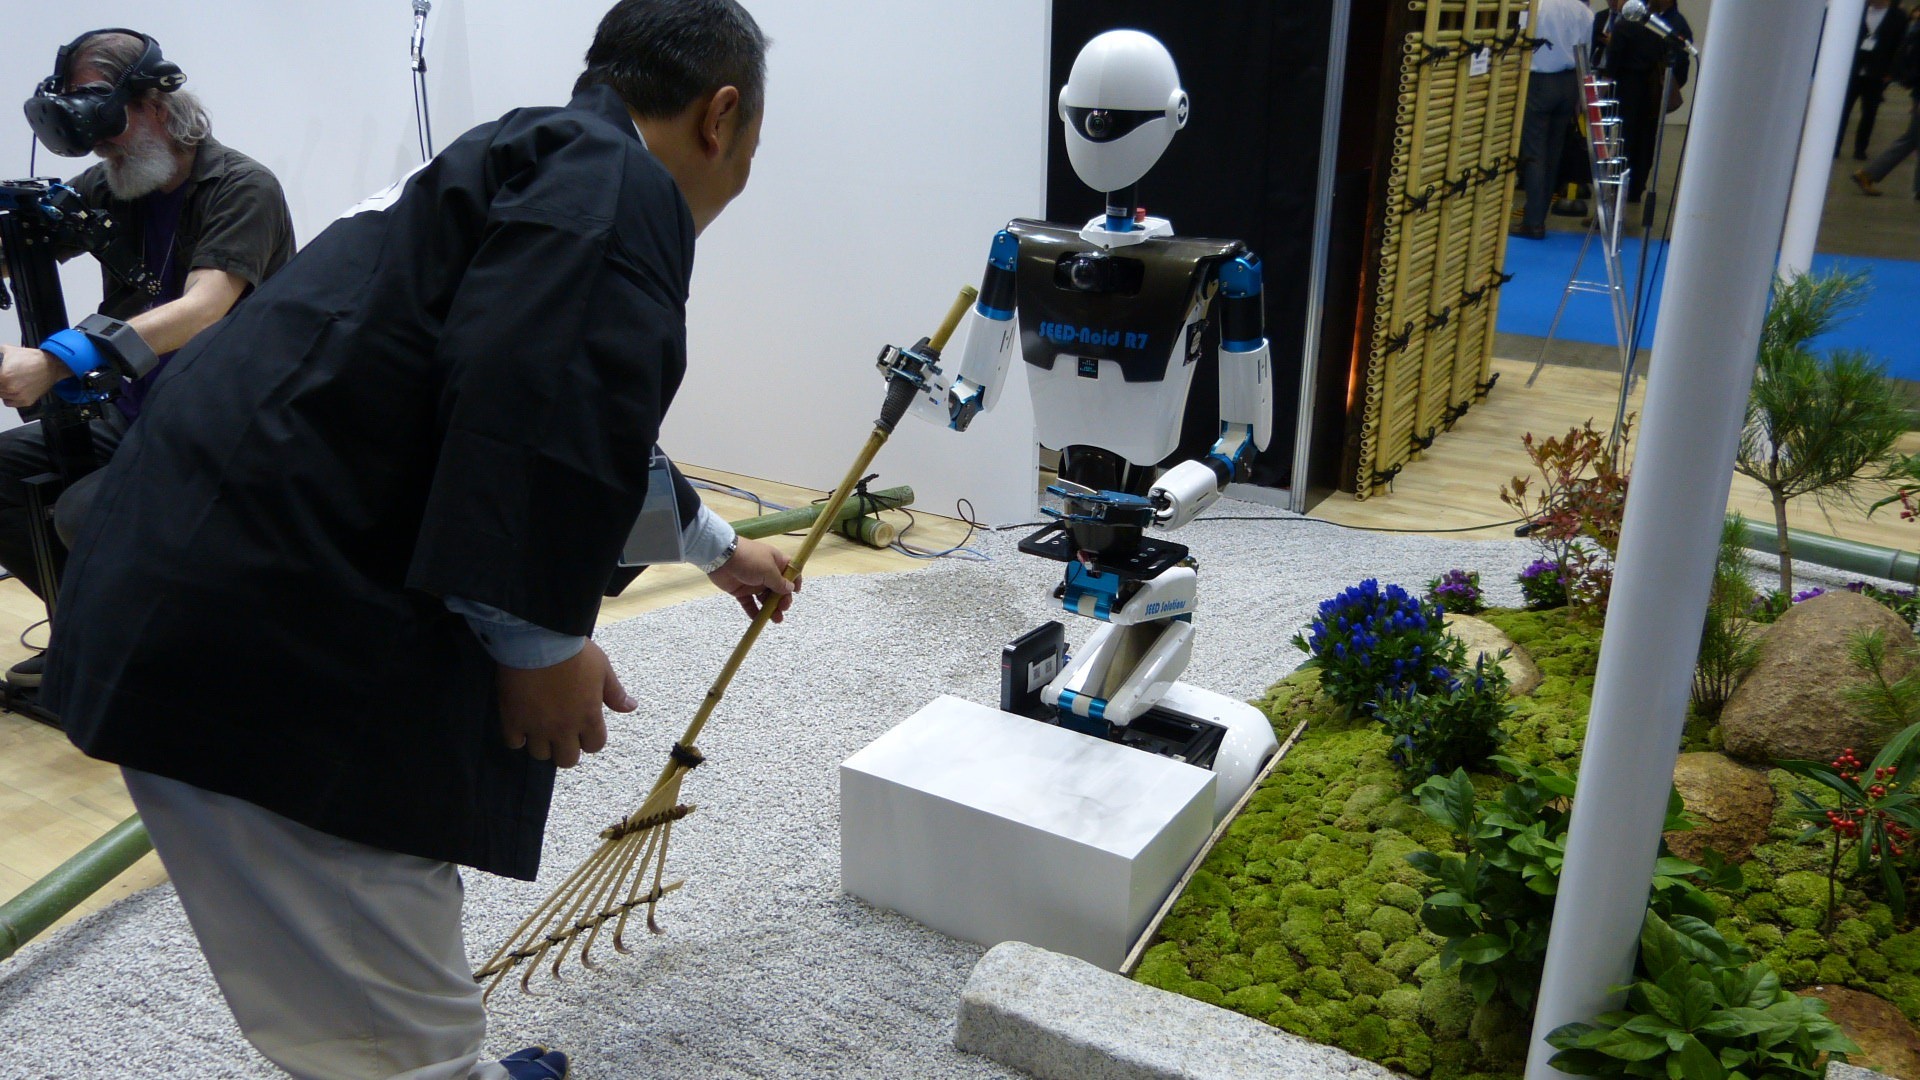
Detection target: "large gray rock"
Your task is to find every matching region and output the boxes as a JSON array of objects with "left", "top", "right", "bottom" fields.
[
  {"left": 1443, "top": 614, "right": 1543, "bottom": 696},
  {"left": 1667, "top": 752, "right": 1775, "bottom": 863},
  {"left": 955, "top": 941, "right": 1406, "bottom": 1079},
  {"left": 1720, "top": 591, "right": 1918, "bottom": 765},
  {"left": 1832, "top": 1064, "right": 1905, "bottom": 1080}
]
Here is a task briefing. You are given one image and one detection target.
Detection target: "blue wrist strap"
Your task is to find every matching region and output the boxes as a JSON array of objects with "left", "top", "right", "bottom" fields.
[{"left": 39, "top": 328, "right": 107, "bottom": 378}]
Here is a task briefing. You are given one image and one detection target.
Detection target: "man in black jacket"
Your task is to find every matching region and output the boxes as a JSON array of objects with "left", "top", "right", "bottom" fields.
[
  {"left": 1840, "top": 0, "right": 1910, "bottom": 160},
  {"left": 46, "top": 2, "right": 791, "bottom": 1077},
  {"left": 1855, "top": 16, "right": 1920, "bottom": 197},
  {"left": 1592, "top": 0, "right": 1694, "bottom": 201}
]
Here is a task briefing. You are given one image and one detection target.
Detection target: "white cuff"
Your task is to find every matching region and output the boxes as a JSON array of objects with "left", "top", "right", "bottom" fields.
[{"left": 683, "top": 504, "right": 738, "bottom": 574}]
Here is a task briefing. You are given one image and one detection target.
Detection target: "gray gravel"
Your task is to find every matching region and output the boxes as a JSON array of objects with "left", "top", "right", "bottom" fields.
[{"left": 0, "top": 502, "right": 1588, "bottom": 1079}]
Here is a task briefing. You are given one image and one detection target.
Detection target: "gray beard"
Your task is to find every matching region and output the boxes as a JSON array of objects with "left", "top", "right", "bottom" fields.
[{"left": 102, "top": 127, "right": 181, "bottom": 200}]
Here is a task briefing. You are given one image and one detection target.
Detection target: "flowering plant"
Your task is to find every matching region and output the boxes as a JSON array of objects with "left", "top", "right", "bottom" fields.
[
  {"left": 1425, "top": 569, "right": 1485, "bottom": 615},
  {"left": 1518, "top": 559, "right": 1568, "bottom": 610},
  {"left": 1292, "top": 580, "right": 1454, "bottom": 717},
  {"left": 1376, "top": 648, "right": 1510, "bottom": 784}
]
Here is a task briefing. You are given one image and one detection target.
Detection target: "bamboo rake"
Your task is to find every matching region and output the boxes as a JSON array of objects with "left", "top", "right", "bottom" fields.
[{"left": 475, "top": 286, "right": 979, "bottom": 999}]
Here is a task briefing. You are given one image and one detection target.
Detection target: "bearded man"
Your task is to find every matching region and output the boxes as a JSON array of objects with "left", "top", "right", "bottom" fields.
[{"left": 0, "top": 28, "right": 294, "bottom": 688}]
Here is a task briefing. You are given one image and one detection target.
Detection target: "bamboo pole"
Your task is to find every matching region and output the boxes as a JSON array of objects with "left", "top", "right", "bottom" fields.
[{"left": 0, "top": 815, "right": 151, "bottom": 962}]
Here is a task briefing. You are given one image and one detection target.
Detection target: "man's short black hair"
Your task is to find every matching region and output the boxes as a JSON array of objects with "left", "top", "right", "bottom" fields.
[{"left": 574, "top": 0, "right": 768, "bottom": 123}]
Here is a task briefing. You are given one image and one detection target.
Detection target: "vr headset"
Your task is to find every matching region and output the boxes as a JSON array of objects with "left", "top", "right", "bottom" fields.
[{"left": 23, "top": 29, "right": 185, "bottom": 157}]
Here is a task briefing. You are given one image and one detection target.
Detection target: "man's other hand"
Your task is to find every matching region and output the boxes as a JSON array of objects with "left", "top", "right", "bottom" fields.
[
  {"left": 0, "top": 345, "right": 65, "bottom": 408},
  {"left": 708, "top": 536, "right": 800, "bottom": 622},
  {"left": 497, "top": 640, "right": 637, "bottom": 768}
]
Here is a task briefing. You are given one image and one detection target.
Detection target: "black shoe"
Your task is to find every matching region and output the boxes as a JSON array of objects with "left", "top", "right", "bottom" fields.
[
  {"left": 1509, "top": 224, "right": 1547, "bottom": 240},
  {"left": 7, "top": 654, "right": 44, "bottom": 689},
  {"left": 1854, "top": 150, "right": 1870, "bottom": 161},
  {"left": 1551, "top": 198, "right": 1588, "bottom": 216}
]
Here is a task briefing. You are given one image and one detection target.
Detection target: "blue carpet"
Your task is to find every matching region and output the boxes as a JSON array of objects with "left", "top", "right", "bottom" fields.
[{"left": 1496, "top": 230, "right": 1920, "bottom": 381}]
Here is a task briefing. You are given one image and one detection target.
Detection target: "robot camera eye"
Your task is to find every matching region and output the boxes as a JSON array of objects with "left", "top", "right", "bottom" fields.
[{"left": 1084, "top": 110, "right": 1112, "bottom": 138}]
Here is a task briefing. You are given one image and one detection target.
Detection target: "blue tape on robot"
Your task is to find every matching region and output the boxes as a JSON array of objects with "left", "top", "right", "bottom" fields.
[{"left": 1038, "top": 322, "right": 1151, "bottom": 350}]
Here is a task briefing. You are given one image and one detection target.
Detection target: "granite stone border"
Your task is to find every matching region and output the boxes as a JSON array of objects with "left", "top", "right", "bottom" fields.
[{"left": 953, "top": 942, "right": 1903, "bottom": 1080}]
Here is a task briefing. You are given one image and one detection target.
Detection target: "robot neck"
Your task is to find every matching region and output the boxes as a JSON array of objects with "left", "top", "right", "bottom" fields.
[{"left": 1103, "top": 184, "right": 1138, "bottom": 233}]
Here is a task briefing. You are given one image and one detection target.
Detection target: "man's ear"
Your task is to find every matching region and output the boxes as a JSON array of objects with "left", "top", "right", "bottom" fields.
[{"left": 701, "top": 86, "right": 742, "bottom": 159}]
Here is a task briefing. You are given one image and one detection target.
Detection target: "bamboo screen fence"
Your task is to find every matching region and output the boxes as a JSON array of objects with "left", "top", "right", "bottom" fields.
[{"left": 1348, "top": 0, "right": 1540, "bottom": 498}]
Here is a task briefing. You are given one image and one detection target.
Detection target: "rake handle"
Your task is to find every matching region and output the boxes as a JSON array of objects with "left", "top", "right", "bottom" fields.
[{"left": 665, "top": 286, "right": 973, "bottom": 757}]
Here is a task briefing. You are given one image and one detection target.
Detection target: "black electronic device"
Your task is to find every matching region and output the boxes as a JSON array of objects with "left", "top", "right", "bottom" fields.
[
  {"left": 1000, "top": 621, "right": 1067, "bottom": 720},
  {"left": 24, "top": 29, "right": 185, "bottom": 157}
]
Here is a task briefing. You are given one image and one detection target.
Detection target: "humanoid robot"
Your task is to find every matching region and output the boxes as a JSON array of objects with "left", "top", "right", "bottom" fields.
[{"left": 895, "top": 30, "right": 1279, "bottom": 818}]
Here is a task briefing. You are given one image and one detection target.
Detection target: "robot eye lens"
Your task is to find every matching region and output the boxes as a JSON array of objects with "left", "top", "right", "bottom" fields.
[{"left": 1085, "top": 110, "right": 1111, "bottom": 137}]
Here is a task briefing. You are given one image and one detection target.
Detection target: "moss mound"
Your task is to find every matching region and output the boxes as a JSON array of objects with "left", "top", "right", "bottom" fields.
[{"left": 1138, "top": 605, "right": 1920, "bottom": 1078}]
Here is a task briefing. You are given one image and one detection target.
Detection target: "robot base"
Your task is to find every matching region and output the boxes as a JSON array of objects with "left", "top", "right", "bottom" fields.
[
  {"left": 1119, "top": 682, "right": 1277, "bottom": 824},
  {"left": 837, "top": 690, "right": 1277, "bottom": 970}
]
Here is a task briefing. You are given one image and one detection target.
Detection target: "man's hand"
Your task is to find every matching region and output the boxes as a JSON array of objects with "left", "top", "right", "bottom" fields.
[
  {"left": 707, "top": 536, "right": 801, "bottom": 622},
  {"left": 0, "top": 345, "right": 66, "bottom": 408},
  {"left": 497, "top": 640, "right": 636, "bottom": 768}
]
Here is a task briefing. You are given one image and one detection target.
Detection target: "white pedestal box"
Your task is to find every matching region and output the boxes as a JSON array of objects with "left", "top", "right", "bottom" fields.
[{"left": 840, "top": 694, "right": 1216, "bottom": 971}]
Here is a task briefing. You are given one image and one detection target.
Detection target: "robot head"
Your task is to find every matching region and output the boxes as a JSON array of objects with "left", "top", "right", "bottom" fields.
[{"left": 1057, "top": 30, "right": 1188, "bottom": 195}]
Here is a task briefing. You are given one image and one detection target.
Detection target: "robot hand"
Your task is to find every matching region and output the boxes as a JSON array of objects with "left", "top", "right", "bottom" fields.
[{"left": 1150, "top": 459, "right": 1225, "bottom": 530}]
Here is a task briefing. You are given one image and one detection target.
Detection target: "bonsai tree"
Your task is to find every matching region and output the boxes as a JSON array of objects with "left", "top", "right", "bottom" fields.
[{"left": 1735, "top": 271, "right": 1908, "bottom": 593}]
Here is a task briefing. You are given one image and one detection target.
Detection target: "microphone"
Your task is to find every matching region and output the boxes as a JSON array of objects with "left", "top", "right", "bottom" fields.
[
  {"left": 1620, "top": 0, "right": 1699, "bottom": 57},
  {"left": 411, "top": 0, "right": 431, "bottom": 73}
]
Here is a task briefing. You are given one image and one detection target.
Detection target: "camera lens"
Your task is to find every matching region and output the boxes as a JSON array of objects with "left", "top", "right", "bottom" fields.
[{"left": 1085, "top": 110, "right": 1111, "bottom": 138}]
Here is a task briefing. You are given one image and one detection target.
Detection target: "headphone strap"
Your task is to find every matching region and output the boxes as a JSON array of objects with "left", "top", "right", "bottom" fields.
[{"left": 48, "top": 28, "right": 179, "bottom": 95}]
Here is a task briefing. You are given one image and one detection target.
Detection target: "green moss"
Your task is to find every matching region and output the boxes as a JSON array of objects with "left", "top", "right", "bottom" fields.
[
  {"left": 1380, "top": 986, "right": 1422, "bottom": 1021},
  {"left": 1379, "top": 881, "right": 1424, "bottom": 913},
  {"left": 1783, "top": 928, "right": 1827, "bottom": 959},
  {"left": 1343, "top": 953, "right": 1400, "bottom": 999},
  {"left": 1419, "top": 967, "right": 1478, "bottom": 1038},
  {"left": 1382, "top": 937, "right": 1438, "bottom": 977},
  {"left": 1818, "top": 954, "right": 1856, "bottom": 984},
  {"left": 1367, "top": 904, "right": 1421, "bottom": 943},
  {"left": 1775, "top": 871, "right": 1832, "bottom": 913},
  {"left": 1354, "top": 930, "right": 1387, "bottom": 961}
]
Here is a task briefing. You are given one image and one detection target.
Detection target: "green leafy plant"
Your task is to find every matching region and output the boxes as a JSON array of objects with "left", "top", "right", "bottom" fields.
[
  {"left": 1736, "top": 270, "right": 1909, "bottom": 594},
  {"left": 1405, "top": 758, "right": 1731, "bottom": 1012},
  {"left": 1500, "top": 419, "right": 1631, "bottom": 617},
  {"left": 1376, "top": 648, "right": 1511, "bottom": 786},
  {"left": 1546, "top": 911, "right": 1858, "bottom": 1079},
  {"left": 1291, "top": 579, "right": 1454, "bottom": 717},
  {"left": 1693, "top": 515, "right": 1762, "bottom": 719},
  {"left": 1778, "top": 677, "right": 1920, "bottom": 930}
]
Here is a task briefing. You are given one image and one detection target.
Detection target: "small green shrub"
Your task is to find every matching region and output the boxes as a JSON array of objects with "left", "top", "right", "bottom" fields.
[
  {"left": 1693, "top": 516, "right": 1761, "bottom": 718},
  {"left": 1376, "top": 650, "right": 1512, "bottom": 787},
  {"left": 1546, "top": 911, "right": 1858, "bottom": 1078},
  {"left": 1405, "top": 759, "right": 1729, "bottom": 1012}
]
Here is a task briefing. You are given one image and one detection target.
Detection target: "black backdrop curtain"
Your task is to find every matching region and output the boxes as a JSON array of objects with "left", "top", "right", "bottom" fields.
[{"left": 1046, "top": 1, "right": 1335, "bottom": 490}]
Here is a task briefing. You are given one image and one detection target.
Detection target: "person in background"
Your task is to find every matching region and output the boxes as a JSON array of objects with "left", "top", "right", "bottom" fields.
[
  {"left": 0, "top": 29, "right": 295, "bottom": 689},
  {"left": 1592, "top": 0, "right": 1693, "bottom": 202},
  {"left": 1839, "top": 0, "right": 1910, "bottom": 161},
  {"left": 1515, "top": 0, "right": 1598, "bottom": 239},
  {"left": 1854, "top": 12, "right": 1920, "bottom": 198}
]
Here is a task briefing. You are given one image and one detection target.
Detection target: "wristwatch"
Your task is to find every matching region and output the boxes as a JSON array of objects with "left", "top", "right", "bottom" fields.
[{"left": 698, "top": 536, "right": 739, "bottom": 575}]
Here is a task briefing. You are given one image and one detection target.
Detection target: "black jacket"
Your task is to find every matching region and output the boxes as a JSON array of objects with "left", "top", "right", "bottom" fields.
[
  {"left": 1856, "top": 4, "right": 1912, "bottom": 81},
  {"left": 48, "top": 84, "right": 696, "bottom": 880},
  {"left": 1593, "top": 4, "right": 1694, "bottom": 86}
]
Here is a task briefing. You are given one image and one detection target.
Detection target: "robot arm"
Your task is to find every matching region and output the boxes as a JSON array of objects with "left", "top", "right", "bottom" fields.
[
  {"left": 941, "top": 230, "right": 1020, "bottom": 431},
  {"left": 1151, "top": 252, "right": 1273, "bottom": 529}
]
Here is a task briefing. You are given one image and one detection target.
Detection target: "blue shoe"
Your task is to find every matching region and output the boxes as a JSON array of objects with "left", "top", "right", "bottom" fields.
[{"left": 500, "top": 1046, "right": 569, "bottom": 1079}]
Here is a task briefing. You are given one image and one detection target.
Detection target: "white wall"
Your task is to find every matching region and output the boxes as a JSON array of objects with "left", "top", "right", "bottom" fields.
[{"left": 0, "top": 1, "right": 1048, "bottom": 521}]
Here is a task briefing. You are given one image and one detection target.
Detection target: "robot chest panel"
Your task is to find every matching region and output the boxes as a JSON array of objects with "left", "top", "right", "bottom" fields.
[{"left": 1006, "top": 219, "right": 1242, "bottom": 385}]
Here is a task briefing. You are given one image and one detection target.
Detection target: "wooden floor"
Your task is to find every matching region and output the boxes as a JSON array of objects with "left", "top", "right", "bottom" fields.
[
  {"left": 0, "top": 467, "right": 969, "bottom": 940},
  {"left": 1312, "top": 355, "right": 1920, "bottom": 555}
]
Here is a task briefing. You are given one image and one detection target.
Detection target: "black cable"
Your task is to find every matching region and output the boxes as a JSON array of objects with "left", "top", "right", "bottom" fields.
[
  {"left": 415, "top": 68, "right": 435, "bottom": 160},
  {"left": 991, "top": 513, "right": 1530, "bottom": 536},
  {"left": 18, "top": 616, "right": 48, "bottom": 653}
]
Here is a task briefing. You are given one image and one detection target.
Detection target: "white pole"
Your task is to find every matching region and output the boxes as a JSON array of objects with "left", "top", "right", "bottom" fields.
[
  {"left": 1780, "top": 0, "right": 1868, "bottom": 279},
  {"left": 1523, "top": 3, "right": 1826, "bottom": 1077}
]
